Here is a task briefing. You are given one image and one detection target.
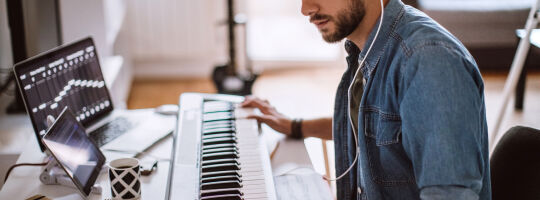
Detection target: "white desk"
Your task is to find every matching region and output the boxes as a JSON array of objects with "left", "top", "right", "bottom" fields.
[{"left": 0, "top": 126, "right": 321, "bottom": 199}]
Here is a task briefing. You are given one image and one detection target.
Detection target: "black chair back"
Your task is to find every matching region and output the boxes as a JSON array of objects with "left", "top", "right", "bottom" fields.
[{"left": 491, "top": 126, "right": 540, "bottom": 200}]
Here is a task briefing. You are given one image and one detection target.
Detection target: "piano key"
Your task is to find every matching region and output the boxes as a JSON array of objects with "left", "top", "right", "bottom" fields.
[
  {"left": 241, "top": 171, "right": 266, "bottom": 178},
  {"left": 203, "top": 127, "right": 236, "bottom": 135},
  {"left": 203, "top": 111, "right": 233, "bottom": 118},
  {"left": 200, "top": 188, "right": 243, "bottom": 198},
  {"left": 201, "top": 170, "right": 241, "bottom": 179},
  {"left": 242, "top": 182, "right": 268, "bottom": 191},
  {"left": 203, "top": 143, "right": 238, "bottom": 151},
  {"left": 200, "top": 194, "right": 242, "bottom": 200},
  {"left": 203, "top": 120, "right": 235, "bottom": 128},
  {"left": 203, "top": 137, "right": 237, "bottom": 146},
  {"left": 240, "top": 175, "right": 266, "bottom": 181},
  {"left": 201, "top": 180, "right": 242, "bottom": 190},
  {"left": 201, "top": 175, "right": 242, "bottom": 184},
  {"left": 204, "top": 125, "right": 235, "bottom": 131},
  {"left": 203, "top": 102, "right": 232, "bottom": 109},
  {"left": 242, "top": 191, "right": 269, "bottom": 200},
  {"left": 202, "top": 147, "right": 239, "bottom": 155},
  {"left": 203, "top": 133, "right": 236, "bottom": 140},
  {"left": 202, "top": 152, "right": 239, "bottom": 160},
  {"left": 202, "top": 163, "right": 241, "bottom": 172},
  {"left": 204, "top": 115, "right": 235, "bottom": 123},
  {"left": 202, "top": 158, "right": 240, "bottom": 166}
]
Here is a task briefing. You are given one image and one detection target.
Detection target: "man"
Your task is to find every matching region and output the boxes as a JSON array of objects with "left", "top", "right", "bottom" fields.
[{"left": 241, "top": 0, "right": 491, "bottom": 199}]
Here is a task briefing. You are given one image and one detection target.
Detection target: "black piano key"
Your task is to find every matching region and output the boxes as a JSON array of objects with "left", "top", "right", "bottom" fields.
[
  {"left": 203, "top": 118, "right": 236, "bottom": 123},
  {"left": 200, "top": 189, "right": 243, "bottom": 199},
  {"left": 201, "top": 170, "right": 241, "bottom": 179},
  {"left": 203, "top": 127, "right": 236, "bottom": 135},
  {"left": 201, "top": 180, "right": 242, "bottom": 190},
  {"left": 203, "top": 143, "right": 238, "bottom": 151},
  {"left": 201, "top": 175, "right": 242, "bottom": 184},
  {"left": 200, "top": 194, "right": 242, "bottom": 200},
  {"left": 202, "top": 137, "right": 237, "bottom": 146},
  {"left": 202, "top": 163, "right": 240, "bottom": 173},
  {"left": 202, "top": 152, "right": 238, "bottom": 160}
]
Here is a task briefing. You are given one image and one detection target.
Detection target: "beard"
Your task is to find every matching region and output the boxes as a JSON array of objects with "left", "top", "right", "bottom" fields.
[{"left": 312, "top": 0, "right": 365, "bottom": 43}]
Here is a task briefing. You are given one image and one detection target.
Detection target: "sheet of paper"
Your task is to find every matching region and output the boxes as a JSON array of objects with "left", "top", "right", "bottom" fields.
[{"left": 274, "top": 172, "right": 333, "bottom": 200}]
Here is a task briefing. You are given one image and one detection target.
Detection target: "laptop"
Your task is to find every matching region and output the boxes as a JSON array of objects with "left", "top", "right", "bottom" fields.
[{"left": 13, "top": 37, "right": 174, "bottom": 157}]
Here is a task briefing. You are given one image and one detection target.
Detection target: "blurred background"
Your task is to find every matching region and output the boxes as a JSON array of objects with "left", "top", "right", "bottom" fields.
[{"left": 1, "top": 0, "right": 539, "bottom": 192}]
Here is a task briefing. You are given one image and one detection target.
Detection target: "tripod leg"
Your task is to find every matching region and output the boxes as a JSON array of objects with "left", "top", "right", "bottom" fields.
[{"left": 514, "top": 61, "right": 527, "bottom": 110}]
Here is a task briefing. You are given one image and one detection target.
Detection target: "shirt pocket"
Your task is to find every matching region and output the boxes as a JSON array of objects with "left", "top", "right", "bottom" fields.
[{"left": 364, "top": 111, "right": 416, "bottom": 186}]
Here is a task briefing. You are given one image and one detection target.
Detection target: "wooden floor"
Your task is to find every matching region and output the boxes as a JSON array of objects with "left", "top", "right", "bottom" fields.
[
  {"left": 128, "top": 78, "right": 216, "bottom": 109},
  {"left": 128, "top": 67, "right": 540, "bottom": 184}
]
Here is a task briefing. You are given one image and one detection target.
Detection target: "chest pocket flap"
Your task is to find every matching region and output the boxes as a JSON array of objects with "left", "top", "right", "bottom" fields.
[{"left": 364, "top": 111, "right": 402, "bottom": 146}]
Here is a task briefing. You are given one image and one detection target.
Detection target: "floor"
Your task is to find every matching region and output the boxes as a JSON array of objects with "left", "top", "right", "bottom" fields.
[{"left": 128, "top": 67, "right": 540, "bottom": 190}]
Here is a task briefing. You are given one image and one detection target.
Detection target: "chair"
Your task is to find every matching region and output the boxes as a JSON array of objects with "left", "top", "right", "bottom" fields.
[{"left": 490, "top": 126, "right": 540, "bottom": 200}]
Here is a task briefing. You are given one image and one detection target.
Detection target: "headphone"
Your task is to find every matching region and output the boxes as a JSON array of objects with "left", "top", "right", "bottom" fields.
[{"left": 325, "top": 0, "right": 385, "bottom": 182}]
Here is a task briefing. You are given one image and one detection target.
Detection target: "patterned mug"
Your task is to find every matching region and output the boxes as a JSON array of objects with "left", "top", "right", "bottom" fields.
[{"left": 108, "top": 158, "right": 141, "bottom": 200}]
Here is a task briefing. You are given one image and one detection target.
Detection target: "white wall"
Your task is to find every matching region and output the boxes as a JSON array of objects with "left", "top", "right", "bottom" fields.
[
  {"left": 122, "top": 0, "right": 228, "bottom": 79},
  {"left": 122, "top": 0, "right": 344, "bottom": 79},
  {"left": 59, "top": 0, "right": 110, "bottom": 58}
]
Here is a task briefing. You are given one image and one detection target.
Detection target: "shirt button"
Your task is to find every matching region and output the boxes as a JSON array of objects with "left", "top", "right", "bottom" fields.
[{"left": 357, "top": 187, "right": 362, "bottom": 194}]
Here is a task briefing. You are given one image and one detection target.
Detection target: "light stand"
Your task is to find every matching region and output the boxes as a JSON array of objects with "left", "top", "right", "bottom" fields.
[
  {"left": 212, "top": 0, "right": 258, "bottom": 95},
  {"left": 489, "top": 0, "right": 540, "bottom": 153}
]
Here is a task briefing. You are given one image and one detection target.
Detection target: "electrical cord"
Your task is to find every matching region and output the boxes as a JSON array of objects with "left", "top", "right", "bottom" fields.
[
  {"left": 4, "top": 162, "right": 49, "bottom": 183},
  {"left": 102, "top": 148, "right": 170, "bottom": 162}
]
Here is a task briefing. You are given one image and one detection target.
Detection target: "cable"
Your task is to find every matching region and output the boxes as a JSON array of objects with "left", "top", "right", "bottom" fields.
[
  {"left": 102, "top": 149, "right": 170, "bottom": 162},
  {"left": 4, "top": 162, "right": 49, "bottom": 183},
  {"left": 325, "top": 0, "right": 385, "bottom": 182}
]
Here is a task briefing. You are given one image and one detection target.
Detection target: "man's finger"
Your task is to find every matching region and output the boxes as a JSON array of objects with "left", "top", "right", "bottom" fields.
[
  {"left": 240, "top": 96, "right": 259, "bottom": 107},
  {"left": 246, "top": 114, "right": 273, "bottom": 124},
  {"left": 240, "top": 96, "right": 255, "bottom": 106},
  {"left": 241, "top": 98, "right": 273, "bottom": 114}
]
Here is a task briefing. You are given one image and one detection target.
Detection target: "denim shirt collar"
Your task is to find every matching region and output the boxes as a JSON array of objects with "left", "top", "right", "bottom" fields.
[{"left": 353, "top": 0, "right": 405, "bottom": 81}]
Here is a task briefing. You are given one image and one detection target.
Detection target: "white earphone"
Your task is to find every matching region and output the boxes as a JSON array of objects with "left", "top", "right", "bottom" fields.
[{"left": 325, "top": 0, "right": 385, "bottom": 182}]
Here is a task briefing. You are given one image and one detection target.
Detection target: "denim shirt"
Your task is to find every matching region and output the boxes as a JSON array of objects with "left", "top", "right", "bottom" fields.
[{"left": 332, "top": 0, "right": 491, "bottom": 199}]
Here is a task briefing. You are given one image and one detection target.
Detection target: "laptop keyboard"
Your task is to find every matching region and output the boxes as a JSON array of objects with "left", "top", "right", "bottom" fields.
[{"left": 89, "top": 117, "right": 135, "bottom": 147}]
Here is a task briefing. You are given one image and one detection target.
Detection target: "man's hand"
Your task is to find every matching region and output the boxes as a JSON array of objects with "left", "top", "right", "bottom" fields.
[{"left": 240, "top": 96, "right": 293, "bottom": 136}]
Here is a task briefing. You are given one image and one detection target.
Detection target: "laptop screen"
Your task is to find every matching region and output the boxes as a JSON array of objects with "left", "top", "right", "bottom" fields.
[{"left": 14, "top": 37, "right": 113, "bottom": 151}]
